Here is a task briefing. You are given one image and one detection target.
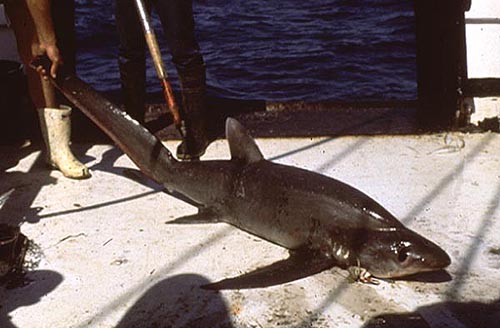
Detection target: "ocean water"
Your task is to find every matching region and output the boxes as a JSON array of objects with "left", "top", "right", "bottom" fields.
[{"left": 75, "top": 0, "right": 416, "bottom": 102}]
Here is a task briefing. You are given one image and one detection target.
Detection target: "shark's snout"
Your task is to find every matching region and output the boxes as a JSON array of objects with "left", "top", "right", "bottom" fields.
[{"left": 424, "top": 242, "right": 451, "bottom": 270}]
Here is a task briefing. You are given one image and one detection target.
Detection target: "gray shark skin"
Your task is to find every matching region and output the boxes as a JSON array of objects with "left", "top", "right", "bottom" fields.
[{"left": 38, "top": 59, "right": 451, "bottom": 290}]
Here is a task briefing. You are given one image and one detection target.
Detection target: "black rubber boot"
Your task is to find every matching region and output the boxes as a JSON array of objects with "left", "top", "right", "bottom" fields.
[
  {"left": 119, "top": 61, "right": 146, "bottom": 125},
  {"left": 176, "top": 66, "right": 210, "bottom": 161}
]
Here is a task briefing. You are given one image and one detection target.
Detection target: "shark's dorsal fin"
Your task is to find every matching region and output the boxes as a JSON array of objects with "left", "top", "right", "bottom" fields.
[{"left": 226, "top": 118, "right": 264, "bottom": 164}]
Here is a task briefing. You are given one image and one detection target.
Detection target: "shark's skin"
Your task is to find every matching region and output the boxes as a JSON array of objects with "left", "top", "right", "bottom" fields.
[{"left": 38, "top": 59, "right": 451, "bottom": 290}]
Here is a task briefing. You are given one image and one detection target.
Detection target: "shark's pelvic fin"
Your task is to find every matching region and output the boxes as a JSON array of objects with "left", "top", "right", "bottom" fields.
[
  {"left": 166, "top": 208, "right": 221, "bottom": 224},
  {"left": 202, "top": 248, "right": 335, "bottom": 290},
  {"left": 225, "top": 118, "right": 264, "bottom": 164}
]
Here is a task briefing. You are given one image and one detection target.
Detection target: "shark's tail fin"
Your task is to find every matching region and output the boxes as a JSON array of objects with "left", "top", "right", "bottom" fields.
[{"left": 31, "top": 56, "right": 176, "bottom": 183}]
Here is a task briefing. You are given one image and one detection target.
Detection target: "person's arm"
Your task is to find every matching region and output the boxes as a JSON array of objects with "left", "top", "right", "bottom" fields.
[{"left": 25, "top": 0, "right": 62, "bottom": 78}]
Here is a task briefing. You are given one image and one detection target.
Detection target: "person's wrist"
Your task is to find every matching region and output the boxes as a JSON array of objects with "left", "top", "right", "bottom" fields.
[{"left": 40, "top": 41, "right": 56, "bottom": 50}]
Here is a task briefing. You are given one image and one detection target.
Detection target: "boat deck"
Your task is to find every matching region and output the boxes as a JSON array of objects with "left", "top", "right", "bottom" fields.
[{"left": 1, "top": 126, "right": 499, "bottom": 327}]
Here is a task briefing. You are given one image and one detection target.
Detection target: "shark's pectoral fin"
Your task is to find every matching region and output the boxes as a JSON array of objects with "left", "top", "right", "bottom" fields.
[
  {"left": 202, "top": 249, "right": 335, "bottom": 290},
  {"left": 166, "top": 208, "right": 221, "bottom": 224}
]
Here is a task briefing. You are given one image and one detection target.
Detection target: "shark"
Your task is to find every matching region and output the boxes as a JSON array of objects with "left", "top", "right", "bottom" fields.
[{"left": 34, "top": 57, "right": 451, "bottom": 290}]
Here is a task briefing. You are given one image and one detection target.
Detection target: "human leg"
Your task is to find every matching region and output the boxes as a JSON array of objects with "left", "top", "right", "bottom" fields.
[
  {"left": 115, "top": 0, "right": 147, "bottom": 125},
  {"left": 154, "top": 0, "right": 210, "bottom": 160},
  {"left": 5, "top": 1, "right": 90, "bottom": 179},
  {"left": 37, "top": 106, "right": 90, "bottom": 179}
]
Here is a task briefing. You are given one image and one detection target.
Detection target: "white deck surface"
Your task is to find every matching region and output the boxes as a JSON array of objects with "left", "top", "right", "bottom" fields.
[{"left": 1, "top": 131, "right": 499, "bottom": 328}]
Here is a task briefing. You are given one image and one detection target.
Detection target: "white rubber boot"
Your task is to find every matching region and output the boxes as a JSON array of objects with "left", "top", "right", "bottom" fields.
[{"left": 37, "top": 106, "right": 91, "bottom": 179}]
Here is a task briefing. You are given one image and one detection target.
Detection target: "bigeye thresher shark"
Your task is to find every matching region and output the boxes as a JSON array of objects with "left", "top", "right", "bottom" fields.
[{"left": 33, "top": 57, "right": 451, "bottom": 290}]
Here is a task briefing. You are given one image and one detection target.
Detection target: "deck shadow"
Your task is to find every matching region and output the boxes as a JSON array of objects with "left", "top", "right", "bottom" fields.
[{"left": 115, "top": 274, "right": 234, "bottom": 328}]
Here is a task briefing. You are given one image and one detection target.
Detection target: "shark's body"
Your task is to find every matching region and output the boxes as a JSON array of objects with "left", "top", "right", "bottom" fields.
[{"left": 41, "top": 62, "right": 451, "bottom": 289}]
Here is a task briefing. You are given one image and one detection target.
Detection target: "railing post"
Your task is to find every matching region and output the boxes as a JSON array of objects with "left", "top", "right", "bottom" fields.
[{"left": 414, "top": 0, "right": 471, "bottom": 129}]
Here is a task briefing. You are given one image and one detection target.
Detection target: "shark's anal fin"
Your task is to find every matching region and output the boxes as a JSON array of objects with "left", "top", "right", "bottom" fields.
[
  {"left": 166, "top": 208, "right": 221, "bottom": 224},
  {"left": 202, "top": 248, "right": 335, "bottom": 290}
]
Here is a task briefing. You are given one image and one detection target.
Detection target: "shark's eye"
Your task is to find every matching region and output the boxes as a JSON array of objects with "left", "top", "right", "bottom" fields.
[{"left": 398, "top": 247, "right": 410, "bottom": 262}]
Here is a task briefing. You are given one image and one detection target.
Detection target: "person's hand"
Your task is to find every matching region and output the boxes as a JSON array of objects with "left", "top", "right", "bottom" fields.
[{"left": 34, "top": 42, "right": 63, "bottom": 79}]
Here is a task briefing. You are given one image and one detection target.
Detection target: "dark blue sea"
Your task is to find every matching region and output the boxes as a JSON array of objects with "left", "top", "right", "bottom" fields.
[{"left": 75, "top": 0, "right": 416, "bottom": 102}]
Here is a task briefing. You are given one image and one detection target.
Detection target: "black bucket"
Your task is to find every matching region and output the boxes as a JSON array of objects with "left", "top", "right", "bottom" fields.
[
  {"left": 0, "top": 224, "right": 29, "bottom": 279},
  {"left": 0, "top": 60, "right": 34, "bottom": 143}
]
